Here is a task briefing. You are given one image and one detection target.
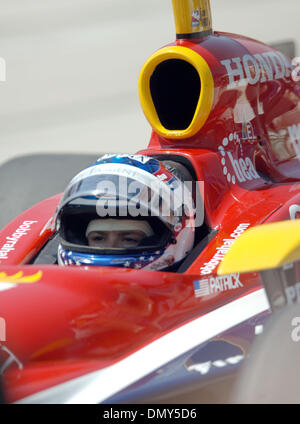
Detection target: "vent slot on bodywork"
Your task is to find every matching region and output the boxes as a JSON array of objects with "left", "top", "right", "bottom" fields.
[{"left": 150, "top": 59, "right": 201, "bottom": 131}]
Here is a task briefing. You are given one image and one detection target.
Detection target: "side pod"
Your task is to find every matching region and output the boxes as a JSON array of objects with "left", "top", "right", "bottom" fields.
[
  {"left": 217, "top": 220, "right": 300, "bottom": 275},
  {"left": 218, "top": 220, "right": 300, "bottom": 312}
]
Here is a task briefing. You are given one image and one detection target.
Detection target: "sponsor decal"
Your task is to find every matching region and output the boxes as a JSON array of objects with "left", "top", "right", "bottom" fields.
[
  {"left": 289, "top": 204, "right": 300, "bottom": 220},
  {"left": 0, "top": 271, "right": 42, "bottom": 284},
  {"left": 0, "top": 221, "right": 38, "bottom": 260},
  {"left": 191, "top": 9, "right": 200, "bottom": 27},
  {"left": 241, "top": 118, "right": 255, "bottom": 141},
  {"left": 288, "top": 122, "right": 300, "bottom": 158},
  {"left": 193, "top": 273, "right": 243, "bottom": 298},
  {"left": 200, "top": 8, "right": 209, "bottom": 28},
  {"left": 0, "top": 271, "right": 43, "bottom": 293},
  {"left": 218, "top": 132, "right": 260, "bottom": 184},
  {"left": 200, "top": 223, "right": 250, "bottom": 275},
  {"left": 185, "top": 340, "right": 244, "bottom": 376},
  {"left": 221, "top": 51, "right": 292, "bottom": 89},
  {"left": 187, "top": 354, "right": 244, "bottom": 375}
]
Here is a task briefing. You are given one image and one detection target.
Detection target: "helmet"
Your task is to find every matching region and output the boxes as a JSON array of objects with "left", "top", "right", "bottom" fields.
[{"left": 55, "top": 154, "right": 195, "bottom": 271}]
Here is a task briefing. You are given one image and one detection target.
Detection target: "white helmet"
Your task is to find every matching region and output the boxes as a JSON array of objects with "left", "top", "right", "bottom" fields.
[{"left": 56, "top": 154, "right": 195, "bottom": 271}]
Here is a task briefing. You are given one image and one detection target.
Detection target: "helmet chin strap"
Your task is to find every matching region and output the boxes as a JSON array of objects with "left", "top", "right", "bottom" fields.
[{"left": 85, "top": 219, "right": 154, "bottom": 238}]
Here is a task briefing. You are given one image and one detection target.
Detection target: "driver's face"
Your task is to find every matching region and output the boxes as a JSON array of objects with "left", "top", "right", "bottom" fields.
[{"left": 87, "top": 230, "right": 146, "bottom": 248}]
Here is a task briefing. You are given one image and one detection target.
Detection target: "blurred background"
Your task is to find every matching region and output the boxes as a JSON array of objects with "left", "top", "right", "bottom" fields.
[{"left": 0, "top": 0, "right": 300, "bottom": 167}]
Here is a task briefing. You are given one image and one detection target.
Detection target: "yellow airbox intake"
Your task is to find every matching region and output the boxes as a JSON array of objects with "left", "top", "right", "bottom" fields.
[{"left": 138, "top": 46, "right": 214, "bottom": 140}]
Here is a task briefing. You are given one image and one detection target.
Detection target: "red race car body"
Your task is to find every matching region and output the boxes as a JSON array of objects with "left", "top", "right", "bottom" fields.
[{"left": 0, "top": 0, "right": 300, "bottom": 403}]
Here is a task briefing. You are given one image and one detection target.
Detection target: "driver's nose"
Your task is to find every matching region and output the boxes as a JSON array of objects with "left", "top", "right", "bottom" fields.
[{"left": 105, "top": 232, "right": 120, "bottom": 248}]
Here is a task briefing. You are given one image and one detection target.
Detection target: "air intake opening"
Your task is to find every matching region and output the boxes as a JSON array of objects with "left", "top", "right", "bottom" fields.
[{"left": 150, "top": 59, "right": 201, "bottom": 131}]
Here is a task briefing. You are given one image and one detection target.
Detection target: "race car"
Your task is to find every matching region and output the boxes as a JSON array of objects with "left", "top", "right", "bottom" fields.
[{"left": 0, "top": 0, "right": 300, "bottom": 404}]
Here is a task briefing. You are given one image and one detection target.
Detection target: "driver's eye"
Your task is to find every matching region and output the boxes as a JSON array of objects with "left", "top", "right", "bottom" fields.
[
  {"left": 123, "top": 237, "right": 138, "bottom": 242},
  {"left": 92, "top": 235, "right": 105, "bottom": 242},
  {"left": 123, "top": 238, "right": 139, "bottom": 245}
]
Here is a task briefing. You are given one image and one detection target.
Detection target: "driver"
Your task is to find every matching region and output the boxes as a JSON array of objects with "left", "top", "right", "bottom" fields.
[
  {"left": 85, "top": 218, "right": 154, "bottom": 248},
  {"left": 55, "top": 154, "right": 195, "bottom": 271}
]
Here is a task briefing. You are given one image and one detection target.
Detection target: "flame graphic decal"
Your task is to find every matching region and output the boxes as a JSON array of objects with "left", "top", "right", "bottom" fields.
[{"left": 0, "top": 271, "right": 43, "bottom": 284}]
